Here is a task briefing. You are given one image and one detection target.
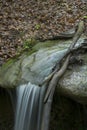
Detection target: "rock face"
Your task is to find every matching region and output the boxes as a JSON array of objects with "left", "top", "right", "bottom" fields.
[
  {"left": 59, "top": 53, "right": 87, "bottom": 104},
  {"left": 0, "top": 38, "right": 87, "bottom": 104}
]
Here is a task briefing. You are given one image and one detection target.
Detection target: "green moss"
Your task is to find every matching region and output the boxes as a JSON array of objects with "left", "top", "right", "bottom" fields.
[
  {"left": 23, "top": 38, "right": 38, "bottom": 50},
  {"left": 35, "top": 24, "right": 41, "bottom": 30},
  {"left": 33, "top": 40, "right": 60, "bottom": 50},
  {"left": 83, "top": 16, "right": 87, "bottom": 19},
  {"left": 33, "top": 39, "right": 71, "bottom": 51},
  {"left": 0, "top": 47, "right": 37, "bottom": 72},
  {"left": 1, "top": 59, "right": 15, "bottom": 72},
  {"left": 1, "top": 38, "right": 71, "bottom": 71}
]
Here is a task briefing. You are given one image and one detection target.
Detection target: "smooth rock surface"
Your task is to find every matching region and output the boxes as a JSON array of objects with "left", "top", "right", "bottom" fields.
[
  {"left": 0, "top": 38, "right": 87, "bottom": 104},
  {"left": 59, "top": 53, "right": 87, "bottom": 104}
]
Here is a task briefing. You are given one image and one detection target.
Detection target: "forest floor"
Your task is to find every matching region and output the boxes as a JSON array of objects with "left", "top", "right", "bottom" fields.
[{"left": 0, "top": 0, "right": 87, "bottom": 65}]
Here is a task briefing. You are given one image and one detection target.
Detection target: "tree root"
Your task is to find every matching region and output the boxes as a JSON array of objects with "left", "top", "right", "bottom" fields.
[{"left": 43, "top": 20, "right": 85, "bottom": 103}]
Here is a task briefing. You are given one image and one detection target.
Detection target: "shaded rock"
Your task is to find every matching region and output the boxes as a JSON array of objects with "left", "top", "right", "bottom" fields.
[
  {"left": 50, "top": 92, "right": 86, "bottom": 130},
  {"left": 0, "top": 37, "right": 87, "bottom": 104},
  {"left": 0, "top": 40, "right": 69, "bottom": 88},
  {"left": 59, "top": 53, "right": 87, "bottom": 104}
]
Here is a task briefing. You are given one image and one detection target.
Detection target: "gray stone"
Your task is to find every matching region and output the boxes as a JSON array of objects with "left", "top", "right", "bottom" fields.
[{"left": 0, "top": 37, "right": 87, "bottom": 104}]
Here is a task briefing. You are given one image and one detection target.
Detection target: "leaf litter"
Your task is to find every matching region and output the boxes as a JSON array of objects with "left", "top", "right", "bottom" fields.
[{"left": 0, "top": 0, "right": 87, "bottom": 65}]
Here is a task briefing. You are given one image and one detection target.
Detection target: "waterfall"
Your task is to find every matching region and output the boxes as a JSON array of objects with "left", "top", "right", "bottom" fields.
[{"left": 14, "top": 82, "right": 51, "bottom": 130}]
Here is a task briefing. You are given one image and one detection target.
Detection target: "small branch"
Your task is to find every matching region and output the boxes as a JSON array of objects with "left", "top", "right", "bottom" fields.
[
  {"left": 44, "top": 21, "right": 85, "bottom": 103},
  {"left": 69, "top": 21, "right": 84, "bottom": 49},
  {"left": 40, "top": 41, "right": 86, "bottom": 86},
  {"left": 41, "top": 21, "right": 85, "bottom": 130},
  {"left": 44, "top": 54, "right": 71, "bottom": 103}
]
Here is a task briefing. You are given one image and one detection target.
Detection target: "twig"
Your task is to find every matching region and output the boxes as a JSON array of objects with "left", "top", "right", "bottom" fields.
[
  {"left": 44, "top": 21, "right": 85, "bottom": 103},
  {"left": 40, "top": 41, "right": 86, "bottom": 86},
  {"left": 40, "top": 21, "right": 85, "bottom": 130},
  {"left": 44, "top": 54, "right": 71, "bottom": 103}
]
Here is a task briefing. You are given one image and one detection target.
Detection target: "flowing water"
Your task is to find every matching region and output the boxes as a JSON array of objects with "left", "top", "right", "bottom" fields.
[
  {"left": 0, "top": 84, "right": 87, "bottom": 130},
  {"left": 14, "top": 82, "right": 51, "bottom": 130},
  {"left": 14, "top": 82, "right": 87, "bottom": 130}
]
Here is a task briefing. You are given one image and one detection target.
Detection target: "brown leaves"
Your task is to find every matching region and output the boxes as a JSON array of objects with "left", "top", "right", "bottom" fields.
[{"left": 0, "top": 0, "right": 87, "bottom": 65}]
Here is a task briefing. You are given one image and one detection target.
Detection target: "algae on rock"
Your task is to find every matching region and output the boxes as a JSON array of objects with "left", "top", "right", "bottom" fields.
[{"left": 0, "top": 38, "right": 87, "bottom": 104}]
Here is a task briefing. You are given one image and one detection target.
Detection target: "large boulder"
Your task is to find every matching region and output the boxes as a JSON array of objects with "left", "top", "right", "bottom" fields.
[
  {"left": 59, "top": 52, "right": 87, "bottom": 104},
  {"left": 0, "top": 37, "right": 87, "bottom": 104}
]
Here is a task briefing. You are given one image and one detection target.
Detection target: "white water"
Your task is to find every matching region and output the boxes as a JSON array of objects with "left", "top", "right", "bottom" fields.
[{"left": 14, "top": 82, "right": 42, "bottom": 130}]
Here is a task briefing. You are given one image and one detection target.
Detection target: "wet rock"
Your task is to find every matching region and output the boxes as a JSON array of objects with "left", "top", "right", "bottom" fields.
[{"left": 0, "top": 37, "right": 87, "bottom": 104}]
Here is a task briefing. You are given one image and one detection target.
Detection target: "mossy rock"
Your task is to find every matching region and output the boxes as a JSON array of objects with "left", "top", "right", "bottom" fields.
[{"left": 0, "top": 37, "right": 87, "bottom": 104}]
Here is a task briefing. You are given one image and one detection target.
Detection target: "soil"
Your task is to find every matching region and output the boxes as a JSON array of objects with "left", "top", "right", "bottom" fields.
[{"left": 0, "top": 0, "right": 87, "bottom": 65}]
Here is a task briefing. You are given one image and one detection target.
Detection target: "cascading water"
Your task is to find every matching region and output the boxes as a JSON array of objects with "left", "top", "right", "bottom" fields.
[{"left": 14, "top": 82, "right": 51, "bottom": 130}]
